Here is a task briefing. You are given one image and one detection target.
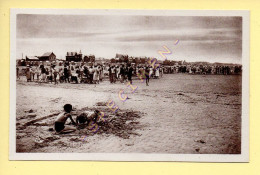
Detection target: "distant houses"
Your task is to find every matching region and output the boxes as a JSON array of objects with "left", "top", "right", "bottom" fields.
[
  {"left": 26, "top": 52, "right": 56, "bottom": 62},
  {"left": 39, "top": 52, "right": 56, "bottom": 61},
  {"left": 115, "top": 53, "right": 129, "bottom": 63},
  {"left": 25, "top": 56, "right": 39, "bottom": 61},
  {"left": 23, "top": 51, "right": 239, "bottom": 67},
  {"left": 19, "top": 51, "right": 242, "bottom": 68},
  {"left": 66, "top": 51, "right": 82, "bottom": 62},
  {"left": 115, "top": 53, "right": 128, "bottom": 59},
  {"left": 83, "top": 54, "right": 95, "bottom": 62}
]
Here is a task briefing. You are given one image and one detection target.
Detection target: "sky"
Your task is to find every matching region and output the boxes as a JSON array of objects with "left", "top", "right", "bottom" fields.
[{"left": 16, "top": 14, "right": 242, "bottom": 63}]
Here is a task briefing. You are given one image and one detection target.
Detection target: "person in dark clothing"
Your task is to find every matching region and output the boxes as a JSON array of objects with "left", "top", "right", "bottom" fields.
[
  {"left": 64, "top": 66, "right": 69, "bottom": 83},
  {"left": 53, "top": 68, "right": 59, "bottom": 85},
  {"left": 26, "top": 66, "right": 31, "bottom": 82},
  {"left": 108, "top": 65, "right": 112, "bottom": 83},
  {"left": 120, "top": 65, "right": 126, "bottom": 83},
  {"left": 16, "top": 66, "right": 20, "bottom": 79},
  {"left": 88, "top": 66, "right": 94, "bottom": 84},
  {"left": 111, "top": 66, "right": 116, "bottom": 83},
  {"left": 83, "top": 66, "right": 89, "bottom": 76},
  {"left": 145, "top": 66, "right": 150, "bottom": 86},
  {"left": 41, "top": 66, "right": 46, "bottom": 82},
  {"left": 127, "top": 65, "right": 133, "bottom": 84}
]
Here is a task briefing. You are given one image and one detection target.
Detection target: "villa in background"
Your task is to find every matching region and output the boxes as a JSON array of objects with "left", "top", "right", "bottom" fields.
[
  {"left": 115, "top": 53, "right": 129, "bottom": 62},
  {"left": 25, "top": 52, "right": 56, "bottom": 62},
  {"left": 66, "top": 51, "right": 82, "bottom": 62},
  {"left": 38, "top": 52, "right": 56, "bottom": 61},
  {"left": 83, "top": 54, "right": 95, "bottom": 62}
]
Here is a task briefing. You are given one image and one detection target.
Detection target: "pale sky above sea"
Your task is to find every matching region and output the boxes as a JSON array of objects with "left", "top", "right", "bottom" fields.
[{"left": 16, "top": 14, "right": 242, "bottom": 64}]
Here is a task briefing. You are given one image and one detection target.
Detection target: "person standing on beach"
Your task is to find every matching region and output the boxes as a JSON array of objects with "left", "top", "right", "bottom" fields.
[
  {"left": 79, "top": 66, "right": 84, "bottom": 80},
  {"left": 116, "top": 65, "right": 120, "bottom": 80},
  {"left": 160, "top": 67, "right": 164, "bottom": 77},
  {"left": 159, "top": 67, "right": 162, "bottom": 77},
  {"left": 96, "top": 66, "right": 101, "bottom": 84},
  {"left": 93, "top": 66, "right": 99, "bottom": 84},
  {"left": 108, "top": 65, "right": 112, "bottom": 83},
  {"left": 83, "top": 66, "right": 89, "bottom": 78},
  {"left": 50, "top": 67, "right": 54, "bottom": 83},
  {"left": 145, "top": 66, "right": 150, "bottom": 86},
  {"left": 36, "top": 66, "right": 40, "bottom": 81},
  {"left": 64, "top": 66, "right": 69, "bottom": 83},
  {"left": 155, "top": 68, "right": 159, "bottom": 79},
  {"left": 41, "top": 65, "right": 46, "bottom": 82},
  {"left": 31, "top": 66, "right": 36, "bottom": 81},
  {"left": 89, "top": 66, "right": 94, "bottom": 84},
  {"left": 111, "top": 66, "right": 116, "bottom": 83},
  {"left": 127, "top": 65, "right": 133, "bottom": 84},
  {"left": 16, "top": 66, "right": 20, "bottom": 80},
  {"left": 26, "top": 66, "right": 31, "bottom": 82},
  {"left": 120, "top": 64, "right": 126, "bottom": 83},
  {"left": 149, "top": 66, "right": 153, "bottom": 78},
  {"left": 53, "top": 68, "right": 59, "bottom": 85},
  {"left": 99, "top": 65, "right": 103, "bottom": 82}
]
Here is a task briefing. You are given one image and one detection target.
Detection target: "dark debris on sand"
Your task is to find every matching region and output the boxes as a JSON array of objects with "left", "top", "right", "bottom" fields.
[
  {"left": 16, "top": 104, "right": 144, "bottom": 152},
  {"left": 75, "top": 106, "right": 144, "bottom": 139}
]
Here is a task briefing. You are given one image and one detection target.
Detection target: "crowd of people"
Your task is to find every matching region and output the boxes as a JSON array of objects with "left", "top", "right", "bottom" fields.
[
  {"left": 163, "top": 65, "right": 242, "bottom": 75},
  {"left": 16, "top": 62, "right": 242, "bottom": 86},
  {"left": 18, "top": 64, "right": 105, "bottom": 84},
  {"left": 17, "top": 63, "right": 165, "bottom": 86},
  {"left": 107, "top": 65, "right": 163, "bottom": 86}
]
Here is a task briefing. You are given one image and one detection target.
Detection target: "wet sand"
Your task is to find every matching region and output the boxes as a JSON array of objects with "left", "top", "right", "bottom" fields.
[{"left": 16, "top": 74, "right": 241, "bottom": 154}]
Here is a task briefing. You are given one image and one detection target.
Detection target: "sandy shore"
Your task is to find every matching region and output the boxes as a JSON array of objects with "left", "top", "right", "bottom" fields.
[{"left": 16, "top": 74, "right": 241, "bottom": 154}]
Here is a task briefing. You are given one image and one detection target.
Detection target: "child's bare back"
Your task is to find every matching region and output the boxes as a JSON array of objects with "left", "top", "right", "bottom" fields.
[{"left": 54, "top": 104, "right": 77, "bottom": 134}]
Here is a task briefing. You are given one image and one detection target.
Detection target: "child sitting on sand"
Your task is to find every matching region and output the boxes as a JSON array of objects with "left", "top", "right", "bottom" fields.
[{"left": 54, "top": 104, "right": 77, "bottom": 134}]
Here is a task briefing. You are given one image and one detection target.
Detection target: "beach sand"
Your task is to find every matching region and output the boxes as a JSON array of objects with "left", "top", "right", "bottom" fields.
[{"left": 16, "top": 74, "right": 241, "bottom": 154}]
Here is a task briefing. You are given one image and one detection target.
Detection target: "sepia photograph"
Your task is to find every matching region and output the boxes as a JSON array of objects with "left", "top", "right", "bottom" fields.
[{"left": 9, "top": 9, "right": 249, "bottom": 161}]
